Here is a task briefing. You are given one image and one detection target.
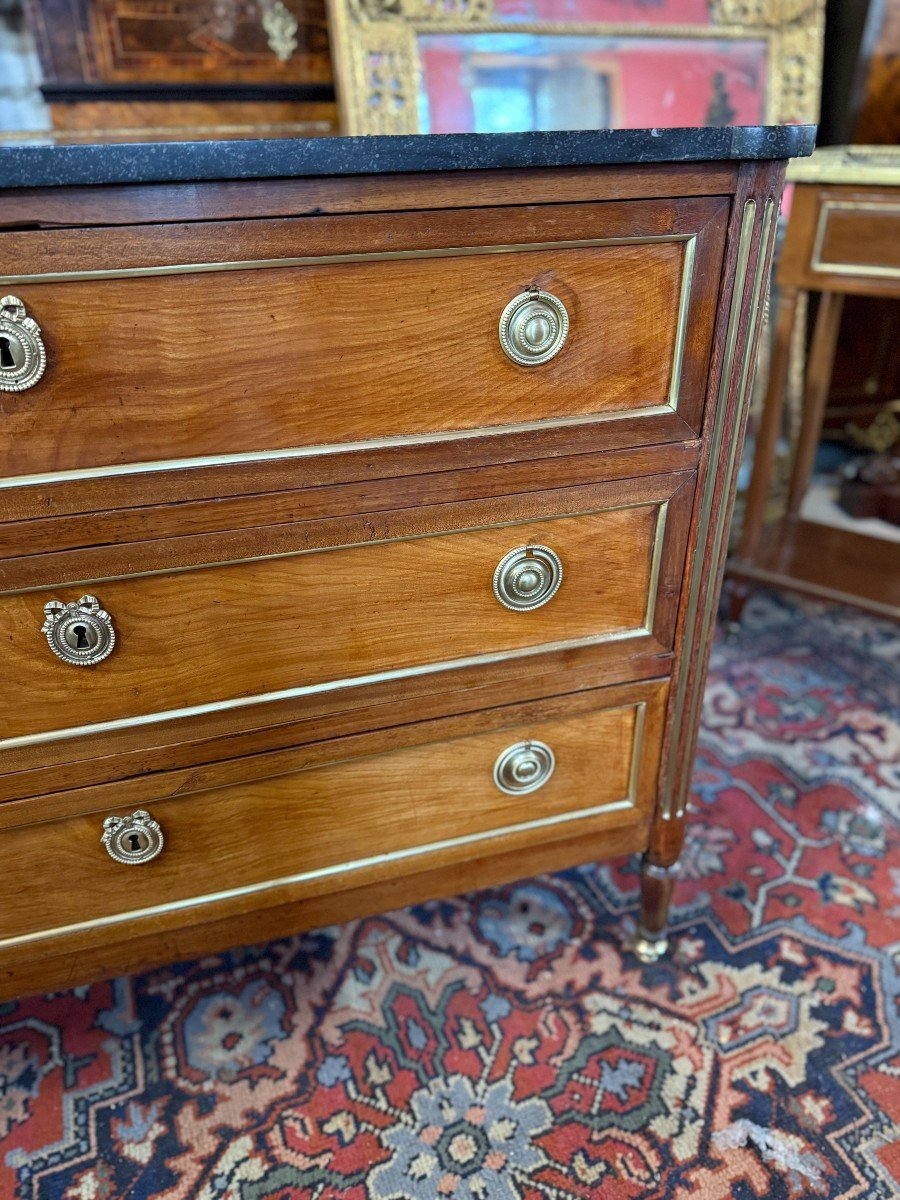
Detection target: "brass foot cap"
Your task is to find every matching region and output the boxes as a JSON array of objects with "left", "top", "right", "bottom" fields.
[{"left": 633, "top": 930, "right": 668, "bottom": 963}]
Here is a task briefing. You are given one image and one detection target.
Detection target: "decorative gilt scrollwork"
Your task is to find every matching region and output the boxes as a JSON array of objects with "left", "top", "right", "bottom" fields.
[
  {"left": 0, "top": 295, "right": 46, "bottom": 392},
  {"left": 350, "top": 0, "right": 492, "bottom": 21},
  {"left": 709, "top": 0, "right": 824, "bottom": 123},
  {"left": 261, "top": 0, "right": 299, "bottom": 61},
  {"left": 347, "top": 24, "right": 420, "bottom": 134},
  {"left": 332, "top": 0, "right": 823, "bottom": 133}
]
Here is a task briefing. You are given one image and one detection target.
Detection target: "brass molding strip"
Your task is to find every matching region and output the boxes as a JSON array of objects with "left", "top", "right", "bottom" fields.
[
  {"left": 669, "top": 233, "right": 695, "bottom": 411},
  {"left": 0, "top": 494, "right": 669, "bottom": 595},
  {"left": 811, "top": 200, "right": 900, "bottom": 279},
  {"left": 0, "top": 702, "right": 647, "bottom": 950},
  {"left": 625, "top": 700, "right": 649, "bottom": 810},
  {"left": 0, "top": 403, "right": 675, "bottom": 493},
  {"left": 667, "top": 198, "right": 776, "bottom": 821},
  {"left": 0, "top": 233, "right": 696, "bottom": 492},
  {"left": 0, "top": 232, "right": 693, "bottom": 285},
  {"left": 644, "top": 500, "right": 669, "bottom": 633},
  {"left": 660, "top": 198, "right": 758, "bottom": 821},
  {"left": 1, "top": 499, "right": 670, "bottom": 749},
  {"left": 2, "top": 633, "right": 646, "bottom": 752}
]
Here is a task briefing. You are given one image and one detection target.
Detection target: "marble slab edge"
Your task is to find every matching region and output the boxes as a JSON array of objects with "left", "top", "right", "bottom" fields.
[{"left": 0, "top": 126, "right": 816, "bottom": 190}]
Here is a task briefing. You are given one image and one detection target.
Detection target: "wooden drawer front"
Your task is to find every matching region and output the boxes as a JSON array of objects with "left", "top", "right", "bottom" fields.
[
  {"left": 813, "top": 199, "right": 900, "bottom": 276},
  {"left": 0, "top": 476, "right": 688, "bottom": 746},
  {"left": 0, "top": 683, "right": 665, "bottom": 947},
  {"left": 0, "top": 196, "right": 727, "bottom": 480}
]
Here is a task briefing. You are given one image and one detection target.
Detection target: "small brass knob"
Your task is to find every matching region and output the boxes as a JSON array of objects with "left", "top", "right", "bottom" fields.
[
  {"left": 41, "top": 594, "right": 116, "bottom": 666},
  {"left": 494, "top": 740, "right": 555, "bottom": 795},
  {"left": 499, "top": 290, "right": 569, "bottom": 366},
  {"left": 102, "top": 810, "right": 164, "bottom": 865},
  {"left": 493, "top": 544, "right": 562, "bottom": 611},
  {"left": 0, "top": 295, "right": 46, "bottom": 392}
]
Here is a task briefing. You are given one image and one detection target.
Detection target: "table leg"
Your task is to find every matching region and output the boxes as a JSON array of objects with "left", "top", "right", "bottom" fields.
[
  {"left": 786, "top": 290, "right": 845, "bottom": 517},
  {"left": 636, "top": 857, "right": 678, "bottom": 963}
]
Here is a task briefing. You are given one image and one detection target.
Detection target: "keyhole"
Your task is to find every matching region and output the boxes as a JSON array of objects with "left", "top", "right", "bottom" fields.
[
  {"left": 128, "top": 833, "right": 144, "bottom": 852},
  {"left": 63, "top": 621, "right": 98, "bottom": 652},
  {"left": 0, "top": 337, "right": 14, "bottom": 369}
]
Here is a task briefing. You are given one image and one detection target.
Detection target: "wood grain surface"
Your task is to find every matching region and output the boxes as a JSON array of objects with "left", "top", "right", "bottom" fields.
[
  {"left": 0, "top": 156, "right": 792, "bottom": 999},
  {"left": 0, "top": 681, "right": 666, "bottom": 948},
  {"left": 1, "top": 486, "right": 681, "bottom": 744},
  {"left": 0, "top": 196, "right": 727, "bottom": 479},
  {"left": 815, "top": 199, "right": 900, "bottom": 272},
  {"left": 0, "top": 163, "right": 739, "bottom": 230},
  {"left": 0, "top": 818, "right": 651, "bottom": 1001},
  {"left": 778, "top": 185, "right": 900, "bottom": 296}
]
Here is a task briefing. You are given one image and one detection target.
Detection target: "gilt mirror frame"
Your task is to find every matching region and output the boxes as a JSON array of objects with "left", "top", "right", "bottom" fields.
[{"left": 326, "top": 0, "right": 824, "bottom": 136}]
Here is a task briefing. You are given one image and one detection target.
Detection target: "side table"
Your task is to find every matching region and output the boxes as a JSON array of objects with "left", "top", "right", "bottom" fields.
[{"left": 730, "top": 145, "right": 900, "bottom": 619}]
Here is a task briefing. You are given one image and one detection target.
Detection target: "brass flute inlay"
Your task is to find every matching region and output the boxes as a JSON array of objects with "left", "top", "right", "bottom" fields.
[
  {"left": 660, "top": 199, "right": 758, "bottom": 821},
  {"left": 668, "top": 199, "right": 776, "bottom": 822}
]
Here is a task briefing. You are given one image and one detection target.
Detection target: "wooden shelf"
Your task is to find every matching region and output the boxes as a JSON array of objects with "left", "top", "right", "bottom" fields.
[{"left": 729, "top": 517, "right": 900, "bottom": 619}]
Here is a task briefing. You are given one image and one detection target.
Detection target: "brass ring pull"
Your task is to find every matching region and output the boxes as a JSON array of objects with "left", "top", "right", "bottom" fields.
[
  {"left": 493, "top": 544, "right": 563, "bottom": 611},
  {"left": 499, "top": 290, "right": 569, "bottom": 366},
  {"left": 493, "top": 740, "right": 555, "bottom": 795}
]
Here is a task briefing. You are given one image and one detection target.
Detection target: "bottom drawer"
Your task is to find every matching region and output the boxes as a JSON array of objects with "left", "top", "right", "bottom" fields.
[{"left": 0, "top": 680, "right": 667, "bottom": 953}]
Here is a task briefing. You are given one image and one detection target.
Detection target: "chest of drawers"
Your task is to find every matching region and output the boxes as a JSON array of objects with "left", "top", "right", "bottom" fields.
[{"left": 0, "top": 127, "right": 813, "bottom": 999}]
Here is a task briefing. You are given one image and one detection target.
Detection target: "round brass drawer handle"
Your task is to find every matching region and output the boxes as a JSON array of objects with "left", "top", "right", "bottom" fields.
[
  {"left": 41, "top": 594, "right": 116, "bottom": 667},
  {"left": 493, "top": 544, "right": 562, "bottom": 611},
  {"left": 102, "top": 810, "right": 164, "bottom": 865},
  {"left": 494, "top": 740, "right": 555, "bottom": 795},
  {"left": 498, "top": 289, "right": 569, "bottom": 366},
  {"left": 0, "top": 295, "right": 46, "bottom": 392}
]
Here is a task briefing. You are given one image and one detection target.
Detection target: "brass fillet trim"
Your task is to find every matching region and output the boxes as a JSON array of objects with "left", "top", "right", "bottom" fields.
[
  {"left": 0, "top": 799, "right": 636, "bottom": 949},
  {"left": 660, "top": 199, "right": 757, "bottom": 820},
  {"left": 0, "top": 403, "right": 674, "bottom": 493},
  {"left": 0, "top": 232, "right": 694, "bottom": 284},
  {"left": 1, "top": 494, "right": 669, "bottom": 595},
  {"left": 643, "top": 501, "right": 669, "bottom": 631},
  {"left": 2, "top": 632, "right": 648, "bottom": 751},
  {"left": 811, "top": 200, "right": 900, "bottom": 278},
  {"left": 1, "top": 497, "right": 671, "bottom": 748},
  {"left": 669, "top": 198, "right": 775, "bottom": 821},
  {"left": 668, "top": 233, "right": 696, "bottom": 412},
  {"left": 811, "top": 199, "right": 900, "bottom": 278},
  {"left": 0, "top": 233, "right": 696, "bottom": 491},
  {"left": 626, "top": 700, "right": 648, "bottom": 808},
  {"left": 0, "top": 698, "right": 648, "bottom": 949}
]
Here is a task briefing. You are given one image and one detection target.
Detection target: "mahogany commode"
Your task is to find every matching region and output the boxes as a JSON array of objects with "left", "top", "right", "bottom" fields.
[{"left": 0, "top": 126, "right": 814, "bottom": 998}]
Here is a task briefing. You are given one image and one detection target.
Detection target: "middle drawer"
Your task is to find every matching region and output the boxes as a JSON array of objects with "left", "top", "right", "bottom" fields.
[{"left": 1, "top": 474, "right": 691, "bottom": 749}]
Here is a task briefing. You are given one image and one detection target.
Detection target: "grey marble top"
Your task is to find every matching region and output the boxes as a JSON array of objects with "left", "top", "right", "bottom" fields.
[{"left": 0, "top": 126, "right": 815, "bottom": 190}]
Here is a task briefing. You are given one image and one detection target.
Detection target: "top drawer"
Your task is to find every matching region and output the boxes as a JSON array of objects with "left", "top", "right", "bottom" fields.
[{"left": 0, "top": 196, "right": 728, "bottom": 481}]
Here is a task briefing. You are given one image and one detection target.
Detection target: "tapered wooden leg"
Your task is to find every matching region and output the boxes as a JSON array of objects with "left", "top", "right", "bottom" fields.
[
  {"left": 635, "top": 857, "right": 679, "bottom": 963},
  {"left": 786, "top": 290, "right": 844, "bottom": 516},
  {"left": 725, "top": 576, "right": 753, "bottom": 626}
]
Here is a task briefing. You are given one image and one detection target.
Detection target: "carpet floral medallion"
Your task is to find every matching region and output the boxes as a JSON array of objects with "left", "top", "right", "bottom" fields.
[{"left": 1, "top": 590, "right": 898, "bottom": 1199}]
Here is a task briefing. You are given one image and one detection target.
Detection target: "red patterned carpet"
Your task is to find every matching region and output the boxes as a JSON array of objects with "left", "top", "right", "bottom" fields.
[{"left": 1, "top": 589, "right": 898, "bottom": 1199}]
